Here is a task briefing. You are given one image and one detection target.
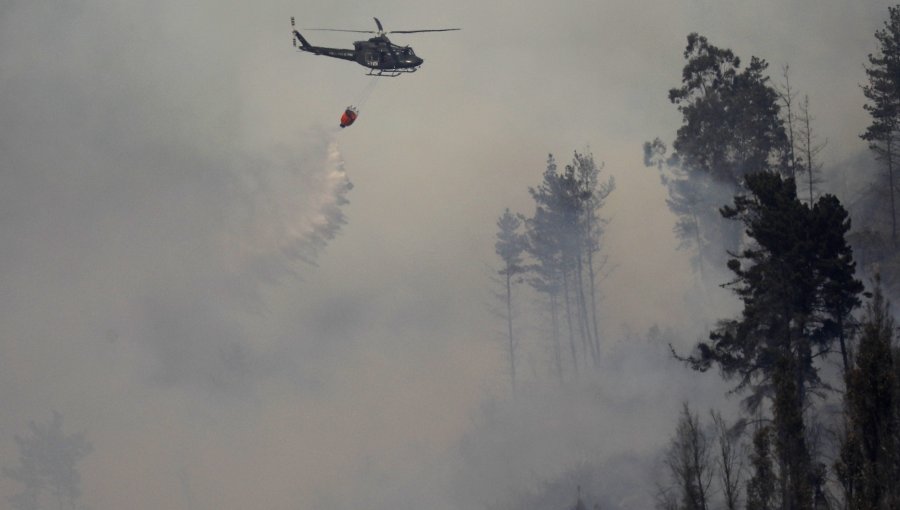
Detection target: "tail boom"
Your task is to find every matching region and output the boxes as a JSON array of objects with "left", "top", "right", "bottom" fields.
[{"left": 292, "top": 30, "right": 356, "bottom": 61}]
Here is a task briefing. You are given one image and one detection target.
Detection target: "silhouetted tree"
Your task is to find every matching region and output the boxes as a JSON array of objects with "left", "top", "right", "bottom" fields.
[
  {"left": 795, "top": 96, "right": 826, "bottom": 207},
  {"left": 712, "top": 411, "right": 746, "bottom": 510},
  {"left": 777, "top": 66, "right": 801, "bottom": 181},
  {"left": 648, "top": 34, "right": 788, "bottom": 277},
  {"left": 685, "top": 173, "right": 862, "bottom": 510},
  {"left": 862, "top": 5, "right": 900, "bottom": 245},
  {"left": 5, "top": 411, "right": 92, "bottom": 510},
  {"left": 663, "top": 403, "right": 712, "bottom": 510}
]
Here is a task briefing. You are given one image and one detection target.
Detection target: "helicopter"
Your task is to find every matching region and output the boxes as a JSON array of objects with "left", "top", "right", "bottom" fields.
[{"left": 291, "top": 17, "right": 459, "bottom": 77}]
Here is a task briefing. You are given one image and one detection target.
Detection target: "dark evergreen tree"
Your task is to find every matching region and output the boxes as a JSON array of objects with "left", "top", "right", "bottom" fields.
[
  {"left": 648, "top": 34, "right": 788, "bottom": 277},
  {"left": 814, "top": 195, "right": 864, "bottom": 375},
  {"left": 668, "top": 34, "right": 787, "bottom": 185},
  {"left": 684, "top": 173, "right": 862, "bottom": 510},
  {"left": 862, "top": 6, "right": 900, "bottom": 245}
]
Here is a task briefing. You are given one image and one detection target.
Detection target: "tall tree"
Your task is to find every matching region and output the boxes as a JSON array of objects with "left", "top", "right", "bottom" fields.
[
  {"left": 525, "top": 152, "right": 613, "bottom": 377},
  {"left": 568, "top": 152, "right": 614, "bottom": 367},
  {"left": 684, "top": 173, "right": 863, "bottom": 510},
  {"left": 527, "top": 155, "right": 578, "bottom": 376},
  {"left": 648, "top": 33, "right": 788, "bottom": 276},
  {"left": 815, "top": 194, "right": 864, "bottom": 376},
  {"left": 668, "top": 34, "right": 787, "bottom": 185},
  {"left": 839, "top": 280, "right": 899, "bottom": 510},
  {"left": 862, "top": 5, "right": 900, "bottom": 245},
  {"left": 495, "top": 208, "right": 527, "bottom": 393},
  {"left": 5, "top": 411, "right": 92, "bottom": 510}
]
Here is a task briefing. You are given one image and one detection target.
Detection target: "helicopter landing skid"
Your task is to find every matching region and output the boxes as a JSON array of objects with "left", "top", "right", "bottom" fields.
[{"left": 366, "top": 67, "right": 419, "bottom": 77}]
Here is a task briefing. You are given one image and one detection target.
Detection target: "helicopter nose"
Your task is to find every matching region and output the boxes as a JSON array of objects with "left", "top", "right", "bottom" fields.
[{"left": 414, "top": 56, "right": 424, "bottom": 66}]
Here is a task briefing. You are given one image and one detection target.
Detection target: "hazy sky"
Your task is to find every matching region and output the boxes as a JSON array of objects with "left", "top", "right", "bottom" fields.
[{"left": 0, "top": 1, "right": 894, "bottom": 509}]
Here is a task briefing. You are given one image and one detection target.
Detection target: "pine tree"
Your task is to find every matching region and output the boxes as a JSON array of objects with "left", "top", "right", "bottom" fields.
[
  {"left": 862, "top": 5, "right": 900, "bottom": 245},
  {"left": 525, "top": 152, "right": 613, "bottom": 377},
  {"left": 684, "top": 173, "right": 863, "bottom": 509},
  {"left": 527, "top": 155, "right": 578, "bottom": 376},
  {"left": 495, "top": 208, "right": 527, "bottom": 393}
]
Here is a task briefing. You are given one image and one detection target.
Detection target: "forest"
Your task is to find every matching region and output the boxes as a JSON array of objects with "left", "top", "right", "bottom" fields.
[
  {"left": 5, "top": 4, "right": 900, "bottom": 510},
  {"left": 492, "top": 7, "right": 900, "bottom": 510}
]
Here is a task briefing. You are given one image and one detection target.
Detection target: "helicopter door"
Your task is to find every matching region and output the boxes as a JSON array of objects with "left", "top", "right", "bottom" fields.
[{"left": 364, "top": 51, "right": 380, "bottom": 67}]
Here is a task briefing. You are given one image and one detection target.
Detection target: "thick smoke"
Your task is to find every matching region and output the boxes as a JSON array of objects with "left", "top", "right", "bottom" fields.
[
  {"left": 0, "top": 0, "right": 354, "bottom": 401},
  {"left": 0, "top": 1, "right": 360, "bottom": 506}
]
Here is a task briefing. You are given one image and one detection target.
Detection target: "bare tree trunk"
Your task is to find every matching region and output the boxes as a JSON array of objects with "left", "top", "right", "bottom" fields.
[
  {"left": 586, "top": 247, "right": 602, "bottom": 366},
  {"left": 550, "top": 292, "right": 563, "bottom": 382},
  {"left": 780, "top": 65, "right": 799, "bottom": 181},
  {"left": 505, "top": 268, "right": 516, "bottom": 394},
  {"left": 562, "top": 268, "right": 578, "bottom": 375},
  {"left": 712, "top": 411, "right": 744, "bottom": 510},
  {"left": 889, "top": 140, "right": 897, "bottom": 245},
  {"left": 575, "top": 253, "right": 597, "bottom": 366}
]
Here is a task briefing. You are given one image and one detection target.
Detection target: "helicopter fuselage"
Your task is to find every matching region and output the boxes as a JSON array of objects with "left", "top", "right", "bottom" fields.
[{"left": 294, "top": 31, "right": 423, "bottom": 75}]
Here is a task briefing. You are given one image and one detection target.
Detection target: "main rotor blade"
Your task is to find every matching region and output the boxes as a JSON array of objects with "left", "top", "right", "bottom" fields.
[
  {"left": 374, "top": 17, "right": 384, "bottom": 33},
  {"left": 388, "top": 28, "right": 461, "bottom": 34},
  {"left": 304, "top": 28, "right": 377, "bottom": 33}
]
